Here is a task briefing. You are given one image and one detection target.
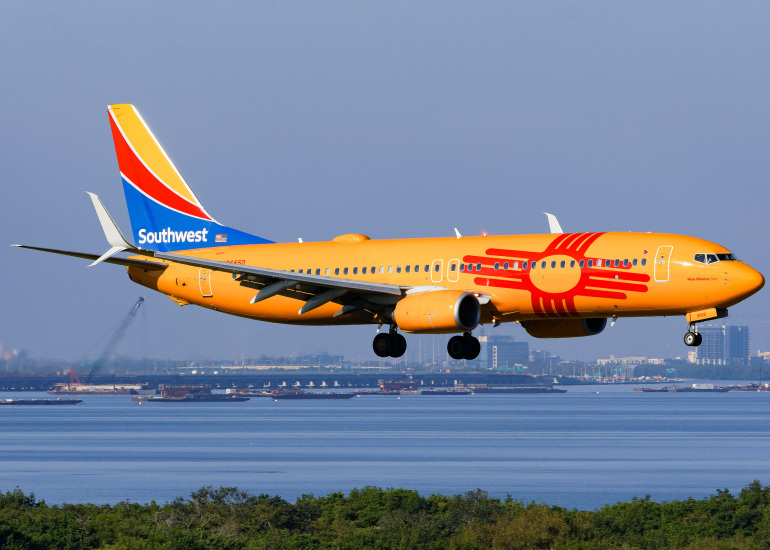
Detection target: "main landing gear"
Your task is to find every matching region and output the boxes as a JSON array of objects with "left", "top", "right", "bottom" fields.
[
  {"left": 373, "top": 327, "right": 407, "bottom": 358},
  {"left": 447, "top": 332, "right": 481, "bottom": 361},
  {"left": 684, "top": 324, "right": 703, "bottom": 347}
]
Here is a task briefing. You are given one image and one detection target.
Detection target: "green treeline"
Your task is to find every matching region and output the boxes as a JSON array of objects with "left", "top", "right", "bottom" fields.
[{"left": 3, "top": 482, "right": 770, "bottom": 549}]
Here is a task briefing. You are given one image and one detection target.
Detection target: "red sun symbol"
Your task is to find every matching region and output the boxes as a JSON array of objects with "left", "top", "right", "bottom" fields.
[{"left": 462, "top": 232, "right": 650, "bottom": 318}]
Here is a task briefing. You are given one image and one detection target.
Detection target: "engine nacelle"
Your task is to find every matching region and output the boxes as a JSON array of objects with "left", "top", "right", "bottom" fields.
[
  {"left": 393, "top": 290, "right": 481, "bottom": 334},
  {"left": 520, "top": 318, "right": 607, "bottom": 338}
]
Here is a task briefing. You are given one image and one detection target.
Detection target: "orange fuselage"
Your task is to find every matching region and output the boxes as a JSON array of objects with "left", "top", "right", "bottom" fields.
[{"left": 126, "top": 231, "right": 764, "bottom": 330}]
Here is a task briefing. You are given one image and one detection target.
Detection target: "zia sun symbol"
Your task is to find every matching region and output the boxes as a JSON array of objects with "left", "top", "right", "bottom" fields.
[{"left": 463, "top": 232, "right": 650, "bottom": 318}]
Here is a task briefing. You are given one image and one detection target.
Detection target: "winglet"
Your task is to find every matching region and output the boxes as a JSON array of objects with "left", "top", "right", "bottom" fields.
[
  {"left": 454, "top": 228, "right": 462, "bottom": 239},
  {"left": 543, "top": 212, "right": 563, "bottom": 234},
  {"left": 86, "top": 192, "right": 135, "bottom": 266}
]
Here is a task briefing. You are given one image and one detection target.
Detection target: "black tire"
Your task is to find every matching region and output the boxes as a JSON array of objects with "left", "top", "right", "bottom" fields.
[
  {"left": 694, "top": 333, "right": 703, "bottom": 347},
  {"left": 391, "top": 334, "right": 407, "bottom": 358},
  {"left": 463, "top": 336, "right": 481, "bottom": 360},
  {"left": 684, "top": 332, "right": 697, "bottom": 347},
  {"left": 373, "top": 333, "right": 392, "bottom": 357},
  {"left": 447, "top": 336, "right": 465, "bottom": 360}
]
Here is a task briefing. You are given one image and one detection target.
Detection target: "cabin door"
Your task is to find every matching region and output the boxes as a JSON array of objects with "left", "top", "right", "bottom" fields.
[
  {"left": 199, "top": 268, "right": 213, "bottom": 297},
  {"left": 654, "top": 246, "right": 673, "bottom": 283}
]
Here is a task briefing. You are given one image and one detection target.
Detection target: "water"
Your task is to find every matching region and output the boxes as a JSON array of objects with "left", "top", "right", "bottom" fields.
[{"left": 1, "top": 384, "right": 769, "bottom": 510}]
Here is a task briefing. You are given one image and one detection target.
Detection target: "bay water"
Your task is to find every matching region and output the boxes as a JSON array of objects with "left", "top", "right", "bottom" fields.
[{"left": 1, "top": 384, "right": 769, "bottom": 510}]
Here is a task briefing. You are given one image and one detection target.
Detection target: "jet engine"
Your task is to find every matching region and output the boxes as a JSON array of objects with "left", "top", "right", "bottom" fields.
[
  {"left": 520, "top": 318, "right": 607, "bottom": 338},
  {"left": 393, "top": 290, "right": 481, "bottom": 334}
]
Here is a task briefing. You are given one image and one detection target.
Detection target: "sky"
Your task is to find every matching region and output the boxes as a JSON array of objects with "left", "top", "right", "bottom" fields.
[{"left": 2, "top": 1, "right": 769, "bottom": 364}]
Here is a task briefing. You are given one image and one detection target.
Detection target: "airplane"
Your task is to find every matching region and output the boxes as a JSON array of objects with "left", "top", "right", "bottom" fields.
[{"left": 13, "top": 104, "right": 765, "bottom": 360}]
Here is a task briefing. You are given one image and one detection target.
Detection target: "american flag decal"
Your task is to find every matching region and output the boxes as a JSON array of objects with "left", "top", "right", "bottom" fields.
[{"left": 215, "top": 234, "right": 227, "bottom": 243}]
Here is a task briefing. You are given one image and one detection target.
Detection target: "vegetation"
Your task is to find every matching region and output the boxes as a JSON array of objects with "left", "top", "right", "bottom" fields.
[{"left": 4, "top": 482, "right": 770, "bottom": 549}]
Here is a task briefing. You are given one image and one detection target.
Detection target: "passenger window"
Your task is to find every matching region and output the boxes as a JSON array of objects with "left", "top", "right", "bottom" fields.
[
  {"left": 396, "top": 266, "right": 401, "bottom": 273},
  {"left": 494, "top": 262, "right": 500, "bottom": 271},
  {"left": 379, "top": 266, "right": 385, "bottom": 274},
  {"left": 551, "top": 261, "right": 556, "bottom": 269},
  {"left": 531, "top": 262, "right": 536, "bottom": 270},
  {"left": 371, "top": 267, "right": 375, "bottom": 273},
  {"left": 388, "top": 266, "right": 393, "bottom": 274},
  {"left": 460, "top": 264, "right": 465, "bottom": 272},
  {"left": 588, "top": 260, "right": 593, "bottom": 268},
  {"left": 298, "top": 269, "right": 303, "bottom": 273},
  {"left": 476, "top": 263, "right": 482, "bottom": 271},
  {"left": 614, "top": 259, "right": 619, "bottom": 267},
  {"left": 414, "top": 265, "right": 419, "bottom": 272},
  {"left": 450, "top": 264, "right": 456, "bottom": 272},
  {"left": 406, "top": 265, "right": 411, "bottom": 273},
  {"left": 632, "top": 259, "right": 637, "bottom": 267},
  {"left": 325, "top": 268, "right": 330, "bottom": 276},
  {"left": 334, "top": 268, "right": 340, "bottom": 275},
  {"left": 578, "top": 260, "right": 584, "bottom": 268},
  {"left": 503, "top": 262, "right": 509, "bottom": 270},
  {"left": 541, "top": 261, "right": 546, "bottom": 269},
  {"left": 641, "top": 258, "right": 647, "bottom": 267},
  {"left": 353, "top": 267, "right": 358, "bottom": 275},
  {"left": 424, "top": 265, "right": 429, "bottom": 272},
  {"left": 513, "top": 261, "right": 519, "bottom": 270},
  {"left": 362, "top": 267, "right": 367, "bottom": 275},
  {"left": 623, "top": 259, "right": 628, "bottom": 267},
  {"left": 344, "top": 267, "right": 349, "bottom": 275},
  {"left": 315, "top": 269, "right": 320, "bottom": 275},
  {"left": 606, "top": 259, "right": 611, "bottom": 267},
  {"left": 523, "top": 261, "right": 528, "bottom": 269},
  {"left": 596, "top": 260, "right": 602, "bottom": 268},
  {"left": 560, "top": 260, "right": 566, "bottom": 268},
  {"left": 435, "top": 264, "right": 441, "bottom": 272}
]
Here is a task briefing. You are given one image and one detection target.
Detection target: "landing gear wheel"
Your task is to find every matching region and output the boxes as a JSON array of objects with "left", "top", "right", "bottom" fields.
[
  {"left": 447, "top": 334, "right": 481, "bottom": 360},
  {"left": 447, "top": 336, "right": 465, "bottom": 360},
  {"left": 694, "top": 333, "right": 702, "bottom": 346},
  {"left": 391, "top": 334, "right": 407, "bottom": 358},
  {"left": 373, "top": 333, "right": 392, "bottom": 357},
  {"left": 684, "top": 332, "right": 699, "bottom": 347},
  {"left": 463, "top": 334, "right": 481, "bottom": 360}
]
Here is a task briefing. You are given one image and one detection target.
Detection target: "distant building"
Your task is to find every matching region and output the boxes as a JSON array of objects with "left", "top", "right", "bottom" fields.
[
  {"left": 696, "top": 325, "right": 750, "bottom": 366},
  {"left": 478, "top": 336, "right": 529, "bottom": 370}
]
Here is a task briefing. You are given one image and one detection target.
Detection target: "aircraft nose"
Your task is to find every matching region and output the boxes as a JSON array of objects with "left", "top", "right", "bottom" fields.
[{"left": 735, "top": 263, "right": 765, "bottom": 299}]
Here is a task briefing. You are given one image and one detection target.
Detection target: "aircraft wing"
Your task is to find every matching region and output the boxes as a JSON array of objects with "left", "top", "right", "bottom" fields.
[
  {"left": 10, "top": 244, "right": 168, "bottom": 270},
  {"left": 152, "top": 251, "right": 403, "bottom": 296}
]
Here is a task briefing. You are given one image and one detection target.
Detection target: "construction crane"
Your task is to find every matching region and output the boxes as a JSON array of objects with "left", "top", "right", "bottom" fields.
[{"left": 83, "top": 297, "right": 145, "bottom": 384}]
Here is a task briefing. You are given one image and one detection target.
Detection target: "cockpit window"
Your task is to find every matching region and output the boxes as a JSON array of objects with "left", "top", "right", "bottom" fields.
[{"left": 694, "top": 252, "right": 738, "bottom": 265}]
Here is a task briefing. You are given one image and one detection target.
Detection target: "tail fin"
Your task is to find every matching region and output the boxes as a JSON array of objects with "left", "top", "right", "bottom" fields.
[{"left": 107, "top": 104, "right": 272, "bottom": 251}]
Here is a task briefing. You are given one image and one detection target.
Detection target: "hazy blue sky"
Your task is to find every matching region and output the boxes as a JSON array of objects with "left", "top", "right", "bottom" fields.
[{"left": 2, "top": 2, "right": 769, "bottom": 364}]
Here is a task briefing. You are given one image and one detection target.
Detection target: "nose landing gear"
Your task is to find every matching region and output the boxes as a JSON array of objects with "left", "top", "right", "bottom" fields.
[
  {"left": 372, "top": 326, "right": 407, "bottom": 358},
  {"left": 684, "top": 324, "right": 703, "bottom": 347},
  {"left": 447, "top": 332, "right": 481, "bottom": 360}
]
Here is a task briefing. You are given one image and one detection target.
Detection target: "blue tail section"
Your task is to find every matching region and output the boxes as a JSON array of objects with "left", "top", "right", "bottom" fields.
[
  {"left": 109, "top": 104, "right": 273, "bottom": 252},
  {"left": 122, "top": 181, "right": 273, "bottom": 251}
]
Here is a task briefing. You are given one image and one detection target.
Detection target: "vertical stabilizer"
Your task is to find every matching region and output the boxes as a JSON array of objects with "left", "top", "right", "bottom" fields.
[{"left": 108, "top": 104, "right": 272, "bottom": 251}]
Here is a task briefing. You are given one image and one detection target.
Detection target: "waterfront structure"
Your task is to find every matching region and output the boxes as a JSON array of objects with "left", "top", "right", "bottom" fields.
[
  {"left": 696, "top": 324, "right": 750, "bottom": 366},
  {"left": 478, "top": 336, "right": 529, "bottom": 371}
]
